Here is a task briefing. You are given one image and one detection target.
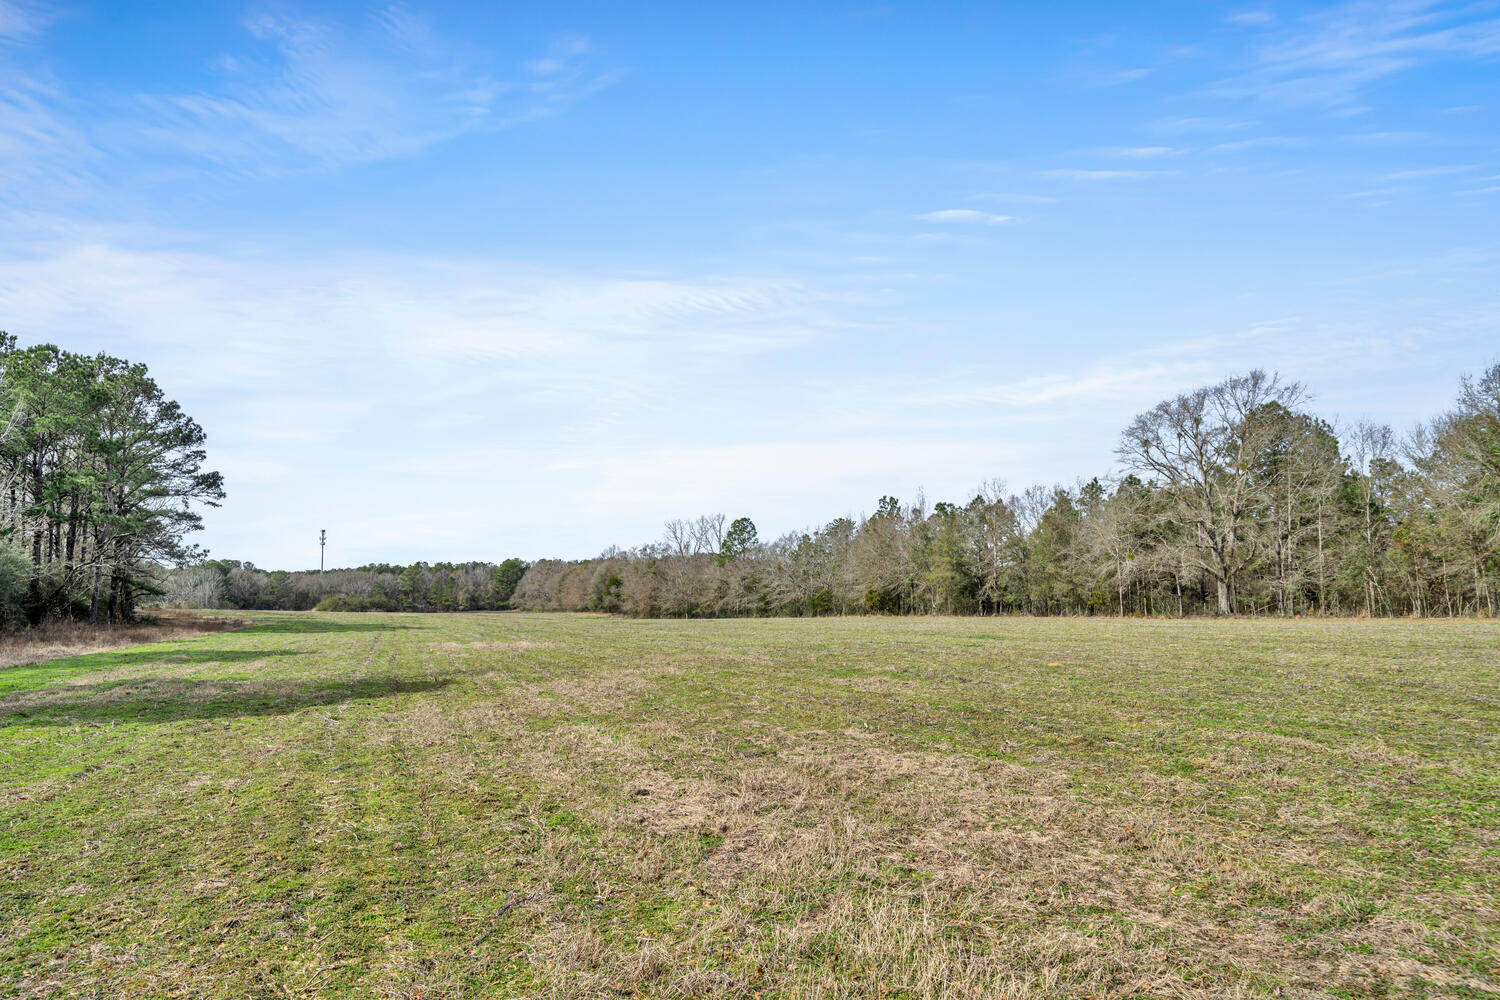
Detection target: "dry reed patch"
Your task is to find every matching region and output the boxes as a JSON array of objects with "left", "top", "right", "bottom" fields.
[{"left": 0, "top": 615, "right": 246, "bottom": 670}]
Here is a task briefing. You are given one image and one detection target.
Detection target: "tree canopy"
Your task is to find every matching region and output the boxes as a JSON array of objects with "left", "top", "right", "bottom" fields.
[{"left": 0, "top": 334, "right": 223, "bottom": 624}]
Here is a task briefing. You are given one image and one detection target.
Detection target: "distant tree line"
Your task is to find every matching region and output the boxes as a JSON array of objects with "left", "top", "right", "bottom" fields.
[
  {"left": 158, "top": 558, "right": 530, "bottom": 613},
  {"left": 512, "top": 366, "right": 1500, "bottom": 618},
  {"left": 150, "top": 363, "right": 1498, "bottom": 620},
  {"left": 0, "top": 335, "right": 224, "bottom": 626}
]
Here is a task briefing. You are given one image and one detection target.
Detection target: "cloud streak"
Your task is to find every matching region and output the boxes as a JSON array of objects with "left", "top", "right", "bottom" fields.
[
  {"left": 1223, "top": 0, "right": 1500, "bottom": 106},
  {"left": 0, "top": 239, "right": 846, "bottom": 382},
  {"left": 0, "top": 0, "right": 50, "bottom": 42},
  {"left": 919, "top": 208, "right": 1013, "bottom": 224},
  {"left": 0, "top": 6, "right": 621, "bottom": 192},
  {"left": 135, "top": 9, "right": 615, "bottom": 174},
  {"left": 1044, "top": 168, "right": 1167, "bottom": 181}
]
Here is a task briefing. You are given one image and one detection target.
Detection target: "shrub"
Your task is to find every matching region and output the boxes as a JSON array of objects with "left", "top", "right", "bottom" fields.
[{"left": 315, "top": 594, "right": 395, "bottom": 612}]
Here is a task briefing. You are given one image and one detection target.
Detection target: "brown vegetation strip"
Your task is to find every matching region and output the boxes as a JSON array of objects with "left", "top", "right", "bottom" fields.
[{"left": 0, "top": 614, "right": 247, "bottom": 670}]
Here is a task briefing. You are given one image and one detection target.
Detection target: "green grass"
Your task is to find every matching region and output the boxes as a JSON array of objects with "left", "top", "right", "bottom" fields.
[{"left": 2, "top": 612, "right": 1497, "bottom": 998}]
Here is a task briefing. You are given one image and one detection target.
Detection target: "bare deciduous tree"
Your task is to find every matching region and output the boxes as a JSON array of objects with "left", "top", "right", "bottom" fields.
[{"left": 1117, "top": 370, "right": 1307, "bottom": 615}]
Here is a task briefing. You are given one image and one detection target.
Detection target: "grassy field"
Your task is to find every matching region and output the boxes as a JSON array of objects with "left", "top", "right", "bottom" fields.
[{"left": 1, "top": 613, "right": 1497, "bottom": 999}]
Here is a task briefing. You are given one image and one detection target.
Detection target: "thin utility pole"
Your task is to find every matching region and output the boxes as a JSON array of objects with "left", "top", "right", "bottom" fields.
[{"left": 320, "top": 529, "right": 327, "bottom": 574}]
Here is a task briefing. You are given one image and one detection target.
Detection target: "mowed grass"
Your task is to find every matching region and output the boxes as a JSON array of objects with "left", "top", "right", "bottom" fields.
[{"left": 1, "top": 614, "right": 1497, "bottom": 999}]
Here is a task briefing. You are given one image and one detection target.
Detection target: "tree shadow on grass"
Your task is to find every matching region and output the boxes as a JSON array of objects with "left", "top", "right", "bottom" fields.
[{"left": 1, "top": 672, "right": 454, "bottom": 726}]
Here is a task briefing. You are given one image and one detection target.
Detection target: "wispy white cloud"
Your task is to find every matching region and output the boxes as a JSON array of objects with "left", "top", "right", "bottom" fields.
[
  {"left": 0, "top": 7, "right": 621, "bottom": 190},
  {"left": 806, "top": 319, "right": 1442, "bottom": 436},
  {"left": 133, "top": 10, "right": 612, "bottom": 174},
  {"left": 1105, "top": 145, "right": 1180, "bottom": 158},
  {"left": 1228, "top": 10, "right": 1275, "bottom": 27},
  {"left": 523, "top": 35, "right": 592, "bottom": 76},
  {"left": 912, "top": 231, "right": 983, "bottom": 244},
  {"left": 1152, "top": 116, "right": 1256, "bottom": 134},
  {"left": 919, "top": 208, "right": 1013, "bottom": 224},
  {"left": 0, "top": 236, "right": 850, "bottom": 386},
  {"left": 0, "top": 73, "right": 84, "bottom": 175},
  {"left": 1103, "top": 66, "right": 1155, "bottom": 85},
  {"left": 1044, "top": 168, "right": 1168, "bottom": 181},
  {"left": 1381, "top": 164, "right": 1479, "bottom": 181},
  {"left": 371, "top": 3, "right": 441, "bottom": 55},
  {"left": 974, "top": 192, "right": 1059, "bottom": 205},
  {"left": 1206, "top": 135, "right": 1305, "bottom": 152},
  {"left": 1341, "top": 185, "right": 1402, "bottom": 203},
  {"left": 1223, "top": 0, "right": 1500, "bottom": 106},
  {"left": 0, "top": 0, "right": 51, "bottom": 42},
  {"left": 1342, "top": 130, "right": 1430, "bottom": 144}
]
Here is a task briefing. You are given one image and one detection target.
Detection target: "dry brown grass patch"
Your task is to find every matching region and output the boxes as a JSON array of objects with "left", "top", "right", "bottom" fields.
[
  {"left": 429, "top": 640, "right": 555, "bottom": 651},
  {"left": 469, "top": 720, "right": 1472, "bottom": 998},
  {"left": 361, "top": 676, "right": 1481, "bottom": 998},
  {"left": 0, "top": 614, "right": 246, "bottom": 670}
]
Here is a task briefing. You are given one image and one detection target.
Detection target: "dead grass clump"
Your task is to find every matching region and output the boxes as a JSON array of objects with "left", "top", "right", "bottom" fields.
[{"left": 504, "top": 663, "right": 684, "bottom": 717}]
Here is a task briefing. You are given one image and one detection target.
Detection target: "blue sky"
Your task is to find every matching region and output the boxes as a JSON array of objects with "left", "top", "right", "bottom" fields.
[{"left": 1, "top": 0, "right": 1497, "bottom": 569}]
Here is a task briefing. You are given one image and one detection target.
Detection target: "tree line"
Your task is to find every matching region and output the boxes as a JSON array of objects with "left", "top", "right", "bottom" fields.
[
  {"left": 0, "top": 335, "right": 224, "bottom": 626},
  {"left": 511, "top": 366, "right": 1500, "bottom": 618},
  {"left": 159, "top": 558, "right": 530, "bottom": 613},
  {"left": 148, "top": 362, "right": 1497, "bottom": 620}
]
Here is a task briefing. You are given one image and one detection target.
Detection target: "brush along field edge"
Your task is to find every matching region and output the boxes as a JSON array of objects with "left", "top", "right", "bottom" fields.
[{"left": 1, "top": 613, "right": 1496, "bottom": 998}]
